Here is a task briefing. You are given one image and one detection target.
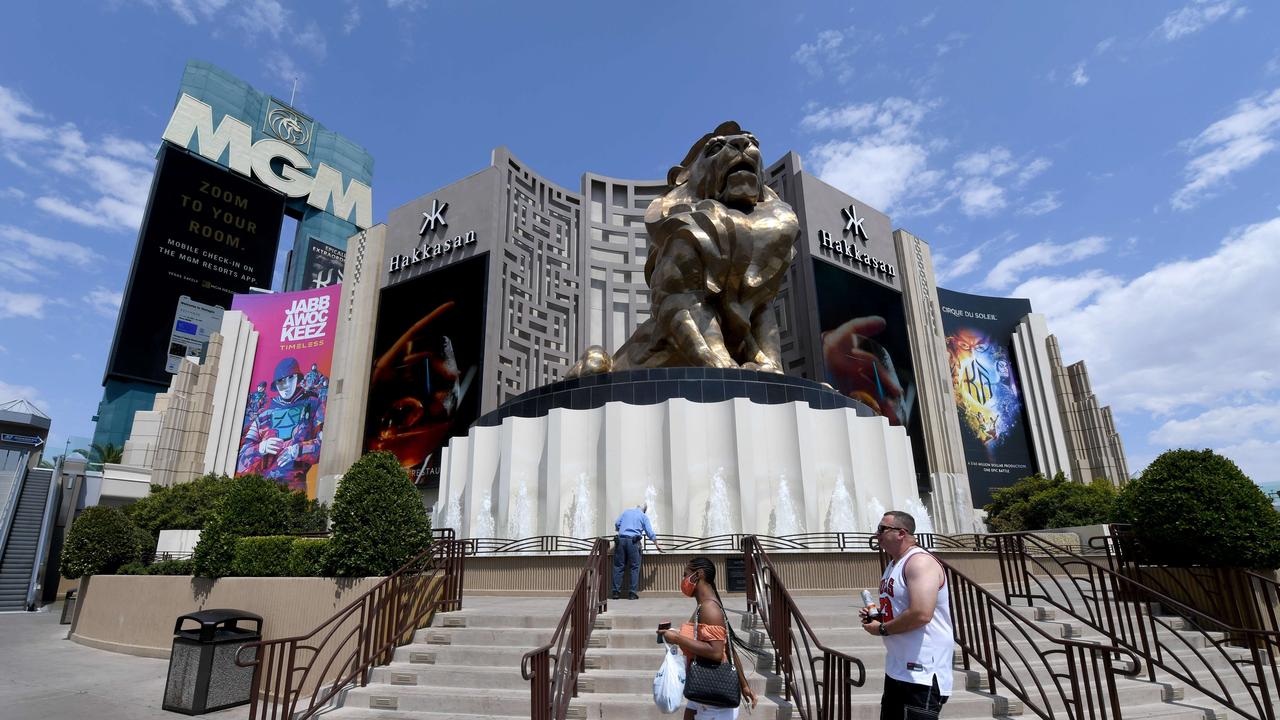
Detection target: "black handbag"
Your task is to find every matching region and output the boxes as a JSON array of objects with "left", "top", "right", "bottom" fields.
[{"left": 682, "top": 603, "right": 741, "bottom": 709}]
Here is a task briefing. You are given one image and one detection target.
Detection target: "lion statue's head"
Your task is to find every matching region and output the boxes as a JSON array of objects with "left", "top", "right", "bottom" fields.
[{"left": 664, "top": 121, "right": 766, "bottom": 211}]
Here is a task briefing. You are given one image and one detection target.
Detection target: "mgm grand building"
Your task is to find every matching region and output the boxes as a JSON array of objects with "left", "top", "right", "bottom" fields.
[{"left": 290, "top": 124, "right": 1128, "bottom": 538}]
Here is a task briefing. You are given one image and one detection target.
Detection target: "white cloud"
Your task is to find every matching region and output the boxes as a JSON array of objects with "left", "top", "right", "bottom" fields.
[
  {"left": 342, "top": 1, "right": 362, "bottom": 33},
  {"left": 84, "top": 286, "right": 123, "bottom": 318},
  {"left": 0, "top": 87, "right": 50, "bottom": 142},
  {"left": 235, "top": 0, "right": 289, "bottom": 38},
  {"left": 1156, "top": 0, "right": 1241, "bottom": 42},
  {"left": 936, "top": 33, "right": 968, "bottom": 57},
  {"left": 0, "top": 186, "right": 25, "bottom": 201},
  {"left": 266, "top": 51, "right": 306, "bottom": 95},
  {"left": 1171, "top": 88, "right": 1280, "bottom": 210},
  {"left": 918, "top": 11, "right": 936, "bottom": 27},
  {"left": 934, "top": 246, "right": 984, "bottom": 284},
  {"left": 160, "top": 0, "right": 231, "bottom": 25},
  {"left": 0, "top": 290, "right": 49, "bottom": 319},
  {"left": 387, "top": 0, "right": 428, "bottom": 10},
  {"left": 0, "top": 84, "right": 154, "bottom": 233},
  {"left": 0, "top": 379, "right": 44, "bottom": 408},
  {"left": 1070, "top": 63, "right": 1090, "bottom": 87},
  {"left": 0, "top": 225, "right": 102, "bottom": 283},
  {"left": 1213, "top": 438, "right": 1279, "bottom": 485},
  {"left": 1150, "top": 404, "right": 1280, "bottom": 446},
  {"left": 1019, "top": 191, "right": 1062, "bottom": 216},
  {"left": 983, "top": 236, "right": 1109, "bottom": 290},
  {"left": 792, "top": 29, "right": 853, "bottom": 80},
  {"left": 1095, "top": 36, "right": 1117, "bottom": 54},
  {"left": 803, "top": 102, "right": 1053, "bottom": 218},
  {"left": 1015, "top": 216, "right": 1280, "bottom": 418}
]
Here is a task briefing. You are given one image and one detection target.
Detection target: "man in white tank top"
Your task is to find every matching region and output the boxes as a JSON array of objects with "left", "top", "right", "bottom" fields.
[{"left": 861, "top": 511, "right": 953, "bottom": 719}]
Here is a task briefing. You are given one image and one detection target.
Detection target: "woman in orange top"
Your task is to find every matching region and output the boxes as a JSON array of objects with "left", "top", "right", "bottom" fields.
[{"left": 659, "top": 557, "right": 759, "bottom": 718}]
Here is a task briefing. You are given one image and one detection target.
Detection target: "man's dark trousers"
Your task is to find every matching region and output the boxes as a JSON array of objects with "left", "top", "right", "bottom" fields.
[
  {"left": 612, "top": 534, "right": 642, "bottom": 594},
  {"left": 880, "top": 675, "right": 947, "bottom": 720}
]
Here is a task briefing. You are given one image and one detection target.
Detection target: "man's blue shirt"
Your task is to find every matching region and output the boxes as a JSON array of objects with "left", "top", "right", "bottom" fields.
[{"left": 615, "top": 508, "right": 657, "bottom": 542}]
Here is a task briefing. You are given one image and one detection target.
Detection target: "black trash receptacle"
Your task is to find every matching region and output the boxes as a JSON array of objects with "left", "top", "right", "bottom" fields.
[
  {"left": 59, "top": 589, "right": 76, "bottom": 625},
  {"left": 163, "top": 609, "right": 263, "bottom": 715}
]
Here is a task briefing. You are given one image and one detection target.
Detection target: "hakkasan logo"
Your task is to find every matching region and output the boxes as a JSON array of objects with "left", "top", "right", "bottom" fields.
[{"left": 264, "top": 100, "right": 312, "bottom": 148}]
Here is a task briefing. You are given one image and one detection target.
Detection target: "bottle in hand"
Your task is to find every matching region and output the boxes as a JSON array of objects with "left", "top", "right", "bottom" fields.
[{"left": 860, "top": 589, "right": 882, "bottom": 624}]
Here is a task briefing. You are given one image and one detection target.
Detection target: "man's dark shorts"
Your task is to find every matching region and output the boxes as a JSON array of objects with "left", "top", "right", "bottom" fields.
[{"left": 880, "top": 675, "right": 947, "bottom": 720}]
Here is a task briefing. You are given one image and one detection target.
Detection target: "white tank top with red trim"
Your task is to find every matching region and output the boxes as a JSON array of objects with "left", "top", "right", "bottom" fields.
[{"left": 877, "top": 545, "right": 954, "bottom": 695}]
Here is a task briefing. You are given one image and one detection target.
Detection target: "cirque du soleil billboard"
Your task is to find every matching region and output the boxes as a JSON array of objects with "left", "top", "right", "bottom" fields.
[
  {"left": 936, "top": 288, "right": 1036, "bottom": 506},
  {"left": 231, "top": 284, "right": 340, "bottom": 498}
]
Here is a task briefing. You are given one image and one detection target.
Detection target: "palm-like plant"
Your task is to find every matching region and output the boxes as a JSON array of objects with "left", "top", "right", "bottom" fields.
[{"left": 75, "top": 442, "right": 124, "bottom": 468}]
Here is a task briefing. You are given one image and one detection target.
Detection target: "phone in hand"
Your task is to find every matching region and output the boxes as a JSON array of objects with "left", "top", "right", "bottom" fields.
[{"left": 656, "top": 621, "right": 671, "bottom": 644}]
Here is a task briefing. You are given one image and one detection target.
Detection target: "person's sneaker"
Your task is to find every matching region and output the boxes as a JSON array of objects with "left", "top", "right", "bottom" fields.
[
  {"left": 627, "top": 592, "right": 640, "bottom": 600},
  {"left": 611, "top": 591, "right": 621, "bottom": 600}
]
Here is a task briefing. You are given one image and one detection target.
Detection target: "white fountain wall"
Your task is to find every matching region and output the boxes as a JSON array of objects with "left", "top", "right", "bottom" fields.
[{"left": 437, "top": 397, "right": 923, "bottom": 538}]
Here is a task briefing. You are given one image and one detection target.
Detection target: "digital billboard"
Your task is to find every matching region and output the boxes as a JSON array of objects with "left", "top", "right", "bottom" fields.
[
  {"left": 936, "top": 288, "right": 1036, "bottom": 506},
  {"left": 231, "top": 284, "right": 341, "bottom": 498},
  {"left": 364, "top": 254, "right": 488, "bottom": 485},
  {"left": 105, "top": 143, "right": 284, "bottom": 385},
  {"left": 812, "top": 260, "right": 928, "bottom": 484},
  {"left": 303, "top": 238, "right": 345, "bottom": 289}
]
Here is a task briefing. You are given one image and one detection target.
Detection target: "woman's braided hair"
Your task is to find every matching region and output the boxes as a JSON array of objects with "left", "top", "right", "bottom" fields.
[{"left": 688, "top": 557, "right": 759, "bottom": 660}]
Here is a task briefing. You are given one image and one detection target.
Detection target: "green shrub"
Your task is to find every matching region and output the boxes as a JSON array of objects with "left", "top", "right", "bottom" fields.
[
  {"left": 125, "top": 474, "right": 232, "bottom": 540},
  {"left": 191, "top": 474, "right": 328, "bottom": 578},
  {"left": 288, "top": 538, "right": 329, "bottom": 577},
  {"left": 325, "top": 452, "right": 432, "bottom": 577},
  {"left": 1116, "top": 449, "right": 1280, "bottom": 568},
  {"left": 61, "top": 507, "right": 144, "bottom": 578},
  {"left": 116, "top": 561, "right": 149, "bottom": 576},
  {"left": 146, "top": 558, "right": 196, "bottom": 575},
  {"left": 985, "top": 472, "right": 1118, "bottom": 532},
  {"left": 231, "top": 536, "right": 297, "bottom": 577}
]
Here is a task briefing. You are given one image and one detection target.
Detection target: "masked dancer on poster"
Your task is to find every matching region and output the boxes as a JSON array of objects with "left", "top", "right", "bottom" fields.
[{"left": 238, "top": 357, "right": 324, "bottom": 491}]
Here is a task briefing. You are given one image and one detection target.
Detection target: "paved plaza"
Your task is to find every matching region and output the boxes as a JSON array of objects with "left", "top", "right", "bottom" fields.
[{"left": 0, "top": 603, "right": 244, "bottom": 720}]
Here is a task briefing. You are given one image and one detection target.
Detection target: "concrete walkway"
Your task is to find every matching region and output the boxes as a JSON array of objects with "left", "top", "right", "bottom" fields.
[{"left": 0, "top": 603, "right": 246, "bottom": 720}]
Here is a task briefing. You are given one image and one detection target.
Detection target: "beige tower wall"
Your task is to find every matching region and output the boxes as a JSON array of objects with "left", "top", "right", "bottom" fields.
[
  {"left": 892, "top": 229, "right": 980, "bottom": 533},
  {"left": 316, "top": 225, "right": 388, "bottom": 504},
  {"left": 1047, "top": 336, "right": 1130, "bottom": 485},
  {"left": 1011, "top": 313, "right": 1072, "bottom": 479},
  {"left": 203, "top": 311, "right": 258, "bottom": 477}
]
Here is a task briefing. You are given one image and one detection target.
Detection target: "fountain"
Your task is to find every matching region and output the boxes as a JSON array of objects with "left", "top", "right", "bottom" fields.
[
  {"left": 865, "top": 496, "right": 888, "bottom": 532},
  {"left": 474, "top": 491, "right": 496, "bottom": 537},
  {"left": 507, "top": 478, "right": 535, "bottom": 539},
  {"left": 644, "top": 482, "right": 660, "bottom": 534},
  {"left": 771, "top": 473, "right": 804, "bottom": 535},
  {"left": 904, "top": 497, "right": 935, "bottom": 535},
  {"left": 441, "top": 493, "right": 463, "bottom": 533},
  {"left": 567, "top": 472, "right": 596, "bottom": 538},
  {"left": 825, "top": 470, "right": 858, "bottom": 533},
  {"left": 703, "top": 467, "right": 734, "bottom": 536}
]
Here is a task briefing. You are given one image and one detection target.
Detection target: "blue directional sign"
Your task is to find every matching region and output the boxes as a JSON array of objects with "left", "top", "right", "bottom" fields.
[{"left": 0, "top": 433, "right": 44, "bottom": 447}]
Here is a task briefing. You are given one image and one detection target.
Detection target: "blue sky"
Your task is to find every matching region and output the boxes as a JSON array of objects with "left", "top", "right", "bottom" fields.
[{"left": 1, "top": 1, "right": 1277, "bottom": 487}]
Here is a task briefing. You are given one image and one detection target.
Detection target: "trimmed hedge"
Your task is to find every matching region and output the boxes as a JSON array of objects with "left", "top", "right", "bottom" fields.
[
  {"left": 985, "top": 472, "right": 1118, "bottom": 532},
  {"left": 116, "top": 559, "right": 195, "bottom": 576},
  {"left": 1116, "top": 449, "right": 1280, "bottom": 568},
  {"left": 61, "top": 507, "right": 145, "bottom": 578},
  {"left": 325, "top": 452, "right": 432, "bottom": 577},
  {"left": 192, "top": 474, "right": 328, "bottom": 578},
  {"left": 288, "top": 538, "right": 329, "bottom": 577}
]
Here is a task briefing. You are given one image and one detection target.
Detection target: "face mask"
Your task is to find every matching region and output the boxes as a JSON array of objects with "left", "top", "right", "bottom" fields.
[{"left": 680, "top": 573, "right": 698, "bottom": 597}]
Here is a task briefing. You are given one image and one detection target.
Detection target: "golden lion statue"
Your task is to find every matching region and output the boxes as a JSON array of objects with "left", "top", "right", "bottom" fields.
[{"left": 568, "top": 121, "right": 799, "bottom": 377}]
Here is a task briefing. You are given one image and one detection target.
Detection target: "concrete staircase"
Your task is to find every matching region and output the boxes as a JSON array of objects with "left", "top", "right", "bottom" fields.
[
  {"left": 322, "top": 589, "right": 1229, "bottom": 720},
  {"left": 0, "top": 465, "right": 52, "bottom": 612}
]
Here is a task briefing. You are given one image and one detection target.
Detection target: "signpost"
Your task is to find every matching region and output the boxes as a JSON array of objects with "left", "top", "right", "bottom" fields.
[{"left": 0, "top": 434, "right": 44, "bottom": 447}]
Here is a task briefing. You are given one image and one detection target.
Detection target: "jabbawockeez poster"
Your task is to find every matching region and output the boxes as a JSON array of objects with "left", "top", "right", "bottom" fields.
[
  {"left": 231, "top": 284, "right": 341, "bottom": 498},
  {"left": 935, "top": 288, "right": 1036, "bottom": 507}
]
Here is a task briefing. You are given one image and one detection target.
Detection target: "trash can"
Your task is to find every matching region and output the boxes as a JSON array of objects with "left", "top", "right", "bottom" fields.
[
  {"left": 59, "top": 589, "right": 76, "bottom": 625},
  {"left": 162, "top": 609, "right": 263, "bottom": 715}
]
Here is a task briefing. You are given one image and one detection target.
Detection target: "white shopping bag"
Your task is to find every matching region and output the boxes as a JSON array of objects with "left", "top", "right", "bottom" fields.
[{"left": 653, "top": 641, "right": 686, "bottom": 714}]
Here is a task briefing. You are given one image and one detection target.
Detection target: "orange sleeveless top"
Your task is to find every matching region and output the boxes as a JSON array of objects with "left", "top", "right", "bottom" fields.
[{"left": 678, "top": 621, "right": 727, "bottom": 661}]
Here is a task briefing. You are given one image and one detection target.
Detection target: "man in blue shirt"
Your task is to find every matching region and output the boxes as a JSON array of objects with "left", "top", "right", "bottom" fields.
[{"left": 612, "top": 503, "right": 662, "bottom": 599}]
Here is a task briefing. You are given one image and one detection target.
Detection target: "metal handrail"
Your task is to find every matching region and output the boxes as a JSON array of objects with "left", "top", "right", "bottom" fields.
[
  {"left": 945, "top": 555, "right": 1142, "bottom": 720},
  {"left": 456, "top": 531, "right": 1008, "bottom": 556},
  {"left": 0, "top": 450, "right": 31, "bottom": 564},
  {"left": 235, "top": 528, "right": 465, "bottom": 720},
  {"left": 520, "top": 537, "right": 609, "bottom": 720},
  {"left": 742, "top": 535, "right": 866, "bottom": 720},
  {"left": 992, "top": 531, "right": 1280, "bottom": 720}
]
